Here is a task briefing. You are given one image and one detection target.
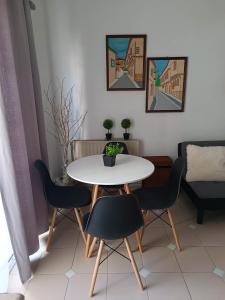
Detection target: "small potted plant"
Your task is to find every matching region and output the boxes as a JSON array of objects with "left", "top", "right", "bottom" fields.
[
  {"left": 103, "top": 143, "right": 124, "bottom": 167},
  {"left": 121, "top": 118, "right": 131, "bottom": 140},
  {"left": 103, "top": 119, "right": 113, "bottom": 140}
]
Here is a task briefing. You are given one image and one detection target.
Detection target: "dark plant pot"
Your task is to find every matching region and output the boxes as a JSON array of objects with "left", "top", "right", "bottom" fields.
[
  {"left": 123, "top": 133, "right": 130, "bottom": 140},
  {"left": 103, "top": 155, "right": 116, "bottom": 167},
  {"left": 106, "top": 133, "right": 112, "bottom": 140}
]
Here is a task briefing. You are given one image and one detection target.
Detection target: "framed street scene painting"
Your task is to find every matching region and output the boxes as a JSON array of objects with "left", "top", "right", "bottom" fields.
[
  {"left": 106, "top": 35, "right": 147, "bottom": 90},
  {"left": 146, "top": 57, "right": 188, "bottom": 112}
]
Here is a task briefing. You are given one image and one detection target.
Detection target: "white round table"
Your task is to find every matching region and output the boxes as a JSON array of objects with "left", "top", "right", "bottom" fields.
[
  {"left": 67, "top": 154, "right": 154, "bottom": 257},
  {"left": 67, "top": 154, "right": 154, "bottom": 186}
]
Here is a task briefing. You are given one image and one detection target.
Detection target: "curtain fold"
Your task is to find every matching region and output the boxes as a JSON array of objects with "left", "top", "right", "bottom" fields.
[{"left": 0, "top": 0, "right": 49, "bottom": 283}]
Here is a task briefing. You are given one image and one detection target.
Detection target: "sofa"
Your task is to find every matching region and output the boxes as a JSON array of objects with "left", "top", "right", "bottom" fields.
[{"left": 178, "top": 140, "right": 225, "bottom": 224}]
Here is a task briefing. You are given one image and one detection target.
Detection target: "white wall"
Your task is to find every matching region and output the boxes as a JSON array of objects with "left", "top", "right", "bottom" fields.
[
  {"left": 32, "top": 0, "right": 225, "bottom": 166},
  {"left": 31, "top": 0, "right": 62, "bottom": 177}
]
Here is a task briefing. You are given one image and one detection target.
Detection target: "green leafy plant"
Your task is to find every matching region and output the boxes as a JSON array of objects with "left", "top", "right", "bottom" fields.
[
  {"left": 105, "top": 143, "right": 123, "bottom": 157},
  {"left": 103, "top": 119, "right": 113, "bottom": 133},
  {"left": 121, "top": 118, "right": 131, "bottom": 133}
]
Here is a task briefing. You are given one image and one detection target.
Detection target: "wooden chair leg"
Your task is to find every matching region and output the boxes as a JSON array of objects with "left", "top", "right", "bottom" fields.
[
  {"left": 89, "top": 240, "right": 104, "bottom": 297},
  {"left": 139, "top": 226, "right": 145, "bottom": 242},
  {"left": 88, "top": 237, "right": 97, "bottom": 258},
  {"left": 46, "top": 208, "right": 57, "bottom": 252},
  {"left": 74, "top": 208, "right": 86, "bottom": 244},
  {"left": 85, "top": 234, "right": 92, "bottom": 257},
  {"left": 167, "top": 208, "right": 181, "bottom": 252},
  {"left": 135, "top": 231, "right": 143, "bottom": 254},
  {"left": 124, "top": 238, "right": 144, "bottom": 290}
]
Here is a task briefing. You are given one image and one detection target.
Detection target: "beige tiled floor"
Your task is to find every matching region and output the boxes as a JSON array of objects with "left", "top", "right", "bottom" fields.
[{"left": 8, "top": 192, "right": 225, "bottom": 299}]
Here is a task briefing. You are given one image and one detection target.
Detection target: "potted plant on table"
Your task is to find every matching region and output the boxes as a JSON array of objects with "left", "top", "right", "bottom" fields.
[
  {"left": 103, "top": 119, "right": 113, "bottom": 140},
  {"left": 103, "top": 143, "right": 124, "bottom": 167},
  {"left": 121, "top": 118, "right": 131, "bottom": 140}
]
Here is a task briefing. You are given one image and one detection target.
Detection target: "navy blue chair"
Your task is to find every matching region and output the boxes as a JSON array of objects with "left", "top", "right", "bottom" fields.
[
  {"left": 134, "top": 158, "right": 184, "bottom": 252},
  {"left": 85, "top": 194, "right": 144, "bottom": 297},
  {"left": 35, "top": 160, "right": 91, "bottom": 251}
]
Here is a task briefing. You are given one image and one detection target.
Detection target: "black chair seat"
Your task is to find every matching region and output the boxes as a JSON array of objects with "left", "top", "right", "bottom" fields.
[
  {"left": 85, "top": 195, "right": 143, "bottom": 240},
  {"left": 134, "top": 158, "right": 185, "bottom": 253},
  {"left": 85, "top": 194, "right": 145, "bottom": 296},
  {"left": 46, "top": 185, "right": 91, "bottom": 209},
  {"left": 35, "top": 159, "right": 92, "bottom": 249},
  {"left": 134, "top": 186, "right": 169, "bottom": 210}
]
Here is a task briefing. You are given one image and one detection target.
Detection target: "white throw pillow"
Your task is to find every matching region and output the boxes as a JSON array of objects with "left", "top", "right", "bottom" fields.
[{"left": 186, "top": 145, "right": 225, "bottom": 182}]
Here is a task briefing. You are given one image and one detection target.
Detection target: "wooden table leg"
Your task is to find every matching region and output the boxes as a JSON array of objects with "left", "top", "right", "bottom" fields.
[
  {"left": 85, "top": 184, "right": 99, "bottom": 257},
  {"left": 124, "top": 183, "right": 131, "bottom": 194}
]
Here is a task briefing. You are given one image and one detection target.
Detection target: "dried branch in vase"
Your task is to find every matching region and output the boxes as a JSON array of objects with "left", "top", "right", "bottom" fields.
[{"left": 44, "top": 79, "right": 87, "bottom": 184}]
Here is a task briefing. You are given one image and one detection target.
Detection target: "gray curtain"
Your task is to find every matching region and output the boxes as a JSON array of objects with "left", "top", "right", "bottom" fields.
[{"left": 0, "top": 0, "right": 49, "bottom": 283}]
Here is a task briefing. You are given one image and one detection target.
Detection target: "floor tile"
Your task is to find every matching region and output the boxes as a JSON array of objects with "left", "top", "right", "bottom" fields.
[
  {"left": 166, "top": 221, "right": 202, "bottom": 247},
  {"left": 25, "top": 274, "right": 68, "bottom": 300},
  {"left": 206, "top": 247, "right": 225, "bottom": 270},
  {"left": 107, "top": 273, "right": 148, "bottom": 300},
  {"left": 73, "top": 237, "right": 107, "bottom": 273},
  {"left": 184, "top": 273, "right": 225, "bottom": 300},
  {"left": 175, "top": 247, "right": 214, "bottom": 272},
  {"left": 142, "top": 247, "right": 180, "bottom": 273},
  {"left": 65, "top": 273, "right": 107, "bottom": 300},
  {"left": 146, "top": 273, "right": 191, "bottom": 300},
  {"left": 107, "top": 246, "right": 142, "bottom": 274},
  {"left": 195, "top": 223, "right": 225, "bottom": 246},
  {"left": 142, "top": 227, "right": 170, "bottom": 248},
  {"left": 35, "top": 247, "right": 75, "bottom": 274}
]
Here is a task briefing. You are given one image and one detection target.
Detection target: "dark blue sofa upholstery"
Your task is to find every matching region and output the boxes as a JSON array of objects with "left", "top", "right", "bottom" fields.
[{"left": 178, "top": 140, "right": 225, "bottom": 224}]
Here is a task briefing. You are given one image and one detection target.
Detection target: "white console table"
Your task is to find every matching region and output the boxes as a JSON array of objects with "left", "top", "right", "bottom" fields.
[{"left": 71, "top": 139, "right": 140, "bottom": 160}]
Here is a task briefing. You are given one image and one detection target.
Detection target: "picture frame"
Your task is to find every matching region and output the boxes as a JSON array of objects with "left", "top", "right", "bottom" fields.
[
  {"left": 106, "top": 34, "right": 147, "bottom": 91},
  {"left": 145, "top": 57, "right": 188, "bottom": 112}
]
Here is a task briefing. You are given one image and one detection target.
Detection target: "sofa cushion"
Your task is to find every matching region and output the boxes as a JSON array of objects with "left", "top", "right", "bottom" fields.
[
  {"left": 186, "top": 145, "right": 225, "bottom": 181},
  {"left": 189, "top": 181, "right": 225, "bottom": 199},
  {"left": 0, "top": 294, "right": 24, "bottom": 300},
  {"left": 178, "top": 140, "right": 225, "bottom": 175}
]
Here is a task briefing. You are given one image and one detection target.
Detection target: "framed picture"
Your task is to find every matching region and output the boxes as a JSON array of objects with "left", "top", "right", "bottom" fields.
[
  {"left": 106, "top": 35, "right": 147, "bottom": 91},
  {"left": 146, "top": 57, "right": 188, "bottom": 112}
]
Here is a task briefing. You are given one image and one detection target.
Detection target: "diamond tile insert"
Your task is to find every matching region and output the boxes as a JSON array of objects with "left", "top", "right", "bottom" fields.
[
  {"left": 168, "top": 243, "right": 176, "bottom": 251},
  {"left": 188, "top": 224, "right": 197, "bottom": 230},
  {"left": 65, "top": 269, "right": 75, "bottom": 279},
  {"left": 213, "top": 267, "right": 225, "bottom": 278},
  {"left": 139, "top": 267, "right": 151, "bottom": 278}
]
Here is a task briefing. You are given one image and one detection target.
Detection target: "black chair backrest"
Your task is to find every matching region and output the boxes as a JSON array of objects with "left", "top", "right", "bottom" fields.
[
  {"left": 166, "top": 157, "right": 185, "bottom": 207},
  {"left": 85, "top": 194, "right": 143, "bottom": 240},
  {"left": 34, "top": 160, "right": 56, "bottom": 203},
  {"left": 103, "top": 142, "right": 129, "bottom": 155}
]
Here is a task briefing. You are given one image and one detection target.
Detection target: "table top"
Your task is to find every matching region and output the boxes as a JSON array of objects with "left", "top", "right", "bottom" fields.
[{"left": 67, "top": 154, "right": 155, "bottom": 185}]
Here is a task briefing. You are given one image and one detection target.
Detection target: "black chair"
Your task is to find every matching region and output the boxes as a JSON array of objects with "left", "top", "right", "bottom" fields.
[
  {"left": 101, "top": 142, "right": 129, "bottom": 195},
  {"left": 134, "top": 158, "right": 184, "bottom": 252},
  {"left": 85, "top": 194, "right": 144, "bottom": 297},
  {"left": 35, "top": 160, "right": 91, "bottom": 251}
]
